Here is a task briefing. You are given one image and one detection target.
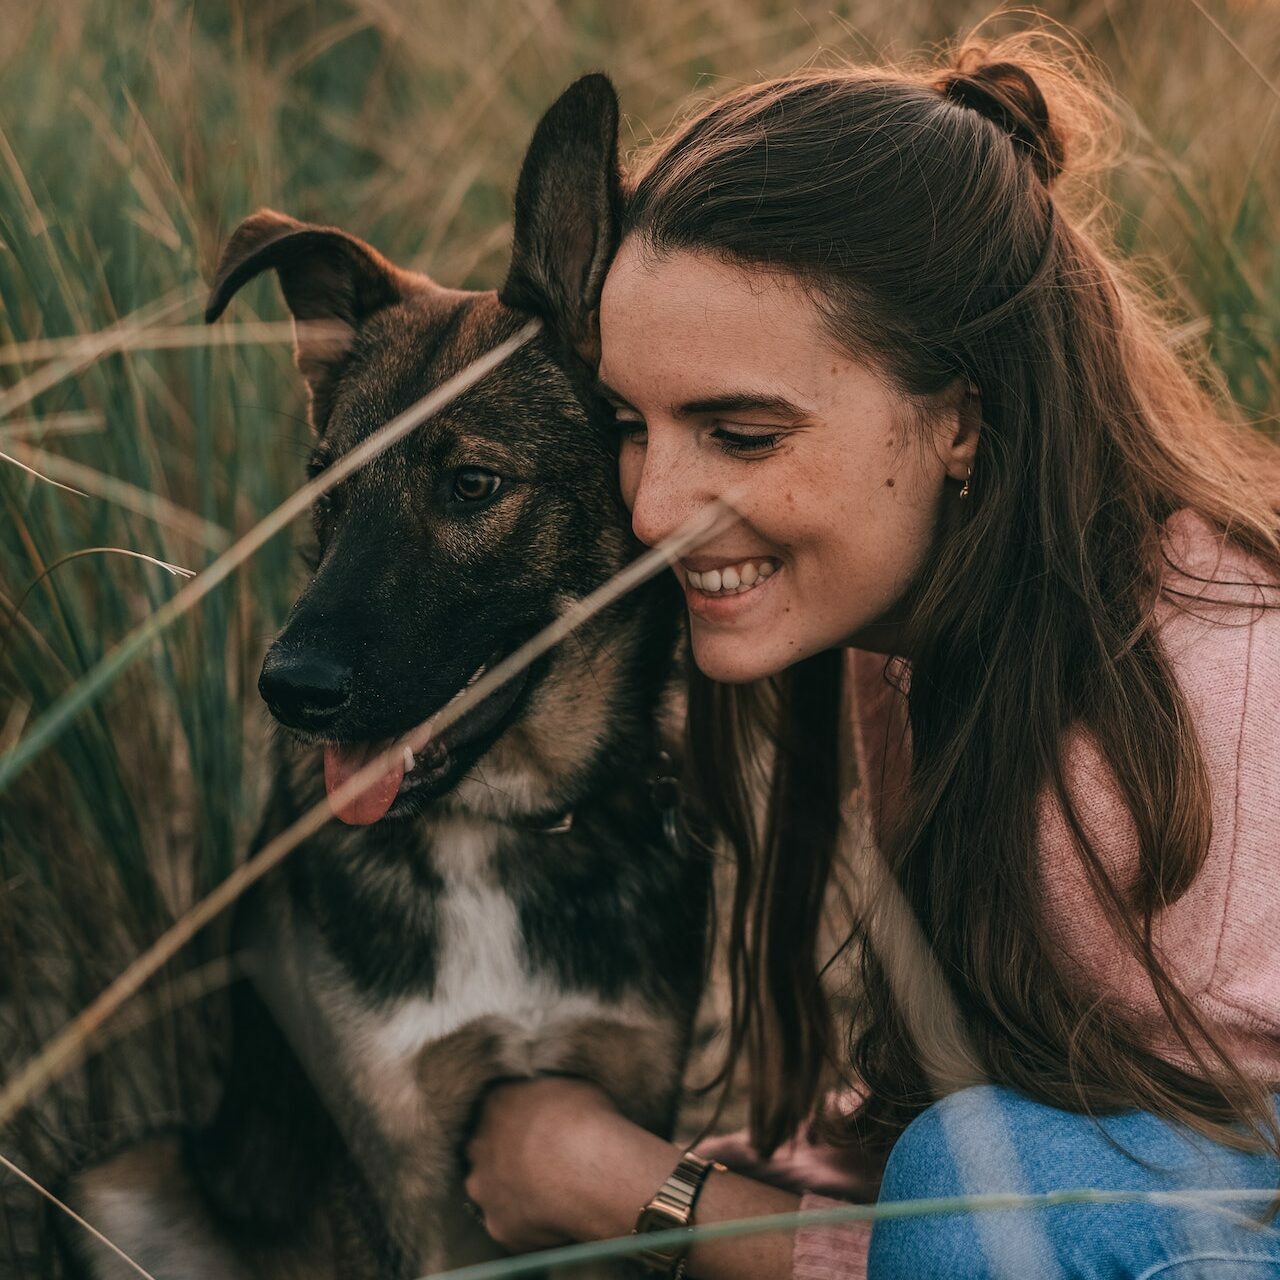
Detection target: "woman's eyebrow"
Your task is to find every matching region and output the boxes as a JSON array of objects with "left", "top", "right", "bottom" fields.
[
  {"left": 592, "top": 379, "right": 810, "bottom": 421},
  {"left": 674, "top": 392, "right": 810, "bottom": 421}
]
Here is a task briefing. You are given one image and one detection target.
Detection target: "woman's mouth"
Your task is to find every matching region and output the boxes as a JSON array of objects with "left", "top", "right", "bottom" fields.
[
  {"left": 684, "top": 557, "right": 779, "bottom": 597},
  {"left": 682, "top": 557, "right": 782, "bottom": 621}
]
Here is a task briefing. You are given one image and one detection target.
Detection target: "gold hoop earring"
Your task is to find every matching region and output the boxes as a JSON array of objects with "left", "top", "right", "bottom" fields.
[{"left": 958, "top": 466, "right": 972, "bottom": 500}]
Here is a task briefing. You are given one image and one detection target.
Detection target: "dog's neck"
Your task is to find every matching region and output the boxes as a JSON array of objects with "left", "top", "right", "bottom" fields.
[{"left": 439, "top": 747, "right": 680, "bottom": 841}]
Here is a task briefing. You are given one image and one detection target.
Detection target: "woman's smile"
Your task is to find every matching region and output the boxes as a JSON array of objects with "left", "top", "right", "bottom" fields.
[{"left": 681, "top": 556, "right": 781, "bottom": 621}]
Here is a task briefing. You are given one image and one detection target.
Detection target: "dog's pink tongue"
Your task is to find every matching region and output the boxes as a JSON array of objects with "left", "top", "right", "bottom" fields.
[{"left": 323, "top": 741, "right": 405, "bottom": 825}]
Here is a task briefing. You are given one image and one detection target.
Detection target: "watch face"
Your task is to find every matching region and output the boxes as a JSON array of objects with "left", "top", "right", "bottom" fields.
[
  {"left": 635, "top": 1206, "right": 690, "bottom": 1266},
  {"left": 636, "top": 1205, "right": 687, "bottom": 1235}
]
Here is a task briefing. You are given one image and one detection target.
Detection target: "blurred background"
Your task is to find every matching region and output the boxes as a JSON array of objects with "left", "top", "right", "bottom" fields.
[{"left": 1, "top": 1, "right": 1277, "bottom": 1273}]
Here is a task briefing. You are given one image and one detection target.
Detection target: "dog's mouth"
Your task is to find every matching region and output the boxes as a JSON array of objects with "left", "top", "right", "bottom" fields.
[{"left": 321, "top": 658, "right": 529, "bottom": 825}]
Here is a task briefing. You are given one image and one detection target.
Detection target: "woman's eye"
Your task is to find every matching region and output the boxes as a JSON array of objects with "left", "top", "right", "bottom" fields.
[
  {"left": 712, "top": 426, "right": 783, "bottom": 456},
  {"left": 612, "top": 412, "right": 647, "bottom": 440},
  {"left": 450, "top": 468, "right": 502, "bottom": 504}
]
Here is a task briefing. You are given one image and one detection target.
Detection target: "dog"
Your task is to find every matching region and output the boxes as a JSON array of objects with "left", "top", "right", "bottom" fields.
[{"left": 62, "top": 73, "right": 710, "bottom": 1279}]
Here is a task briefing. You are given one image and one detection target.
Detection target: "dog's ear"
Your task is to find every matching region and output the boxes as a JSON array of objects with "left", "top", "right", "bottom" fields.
[
  {"left": 205, "top": 209, "right": 405, "bottom": 431},
  {"left": 500, "top": 73, "right": 622, "bottom": 365}
]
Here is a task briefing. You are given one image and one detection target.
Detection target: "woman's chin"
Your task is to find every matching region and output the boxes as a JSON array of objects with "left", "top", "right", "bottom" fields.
[
  {"left": 689, "top": 627, "right": 789, "bottom": 684},
  {"left": 689, "top": 611, "right": 852, "bottom": 683}
]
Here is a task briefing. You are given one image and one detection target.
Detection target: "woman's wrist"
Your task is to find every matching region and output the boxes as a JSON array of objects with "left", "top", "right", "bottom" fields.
[
  {"left": 680, "top": 1162, "right": 801, "bottom": 1280},
  {"left": 556, "top": 1111, "right": 802, "bottom": 1279}
]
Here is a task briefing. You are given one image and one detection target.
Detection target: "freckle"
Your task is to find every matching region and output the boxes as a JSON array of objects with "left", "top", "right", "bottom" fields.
[{"left": 885, "top": 477, "right": 895, "bottom": 488}]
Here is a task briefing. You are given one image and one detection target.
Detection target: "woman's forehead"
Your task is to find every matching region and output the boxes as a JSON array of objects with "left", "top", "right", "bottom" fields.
[
  {"left": 602, "top": 242, "right": 810, "bottom": 319},
  {"left": 604, "top": 249, "right": 811, "bottom": 360},
  {"left": 599, "top": 244, "right": 873, "bottom": 407}
]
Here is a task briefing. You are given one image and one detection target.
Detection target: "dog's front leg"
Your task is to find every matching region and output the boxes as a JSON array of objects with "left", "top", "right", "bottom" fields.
[{"left": 395, "top": 1017, "right": 535, "bottom": 1274}]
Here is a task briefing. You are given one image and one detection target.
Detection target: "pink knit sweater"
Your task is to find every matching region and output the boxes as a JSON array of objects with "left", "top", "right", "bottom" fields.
[{"left": 696, "top": 509, "right": 1280, "bottom": 1279}]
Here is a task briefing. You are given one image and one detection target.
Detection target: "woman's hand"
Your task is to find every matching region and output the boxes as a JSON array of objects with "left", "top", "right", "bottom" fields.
[{"left": 463, "top": 1075, "right": 667, "bottom": 1253}]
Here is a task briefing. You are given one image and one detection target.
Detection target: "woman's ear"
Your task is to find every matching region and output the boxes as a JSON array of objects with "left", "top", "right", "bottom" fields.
[{"left": 941, "top": 379, "right": 983, "bottom": 482}]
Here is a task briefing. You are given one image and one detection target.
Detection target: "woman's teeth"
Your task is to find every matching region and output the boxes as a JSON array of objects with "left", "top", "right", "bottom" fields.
[{"left": 686, "top": 560, "right": 777, "bottom": 596}]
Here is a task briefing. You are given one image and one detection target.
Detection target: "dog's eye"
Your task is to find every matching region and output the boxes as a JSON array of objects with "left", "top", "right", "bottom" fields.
[
  {"left": 450, "top": 469, "right": 502, "bottom": 505},
  {"left": 306, "top": 449, "right": 332, "bottom": 480}
]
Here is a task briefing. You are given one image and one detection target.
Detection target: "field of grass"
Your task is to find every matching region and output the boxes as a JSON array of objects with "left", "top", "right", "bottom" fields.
[{"left": 1, "top": 0, "right": 1278, "bottom": 1273}]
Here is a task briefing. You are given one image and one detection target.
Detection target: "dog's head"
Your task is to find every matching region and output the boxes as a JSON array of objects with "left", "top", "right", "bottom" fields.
[{"left": 208, "top": 75, "right": 675, "bottom": 826}]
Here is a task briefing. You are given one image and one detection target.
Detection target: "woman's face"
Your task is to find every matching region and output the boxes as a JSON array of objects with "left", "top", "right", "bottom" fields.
[{"left": 598, "top": 242, "right": 978, "bottom": 683}]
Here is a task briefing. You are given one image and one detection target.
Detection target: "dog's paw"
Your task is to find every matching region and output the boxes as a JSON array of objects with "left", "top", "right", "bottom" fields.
[{"left": 63, "top": 1137, "right": 250, "bottom": 1280}]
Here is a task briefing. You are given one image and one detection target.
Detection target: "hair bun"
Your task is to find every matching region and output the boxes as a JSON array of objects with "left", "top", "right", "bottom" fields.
[{"left": 936, "top": 60, "right": 1066, "bottom": 187}]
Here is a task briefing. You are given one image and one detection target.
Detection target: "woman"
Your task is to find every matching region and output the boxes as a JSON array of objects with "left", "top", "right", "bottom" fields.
[{"left": 465, "top": 29, "right": 1280, "bottom": 1279}]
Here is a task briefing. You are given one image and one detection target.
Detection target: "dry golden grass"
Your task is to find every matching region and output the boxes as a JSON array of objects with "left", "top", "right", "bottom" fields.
[{"left": 1, "top": 1, "right": 1277, "bottom": 1273}]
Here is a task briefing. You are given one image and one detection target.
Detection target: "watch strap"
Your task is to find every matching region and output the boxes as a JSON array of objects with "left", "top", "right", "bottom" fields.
[{"left": 631, "top": 1149, "right": 726, "bottom": 1274}]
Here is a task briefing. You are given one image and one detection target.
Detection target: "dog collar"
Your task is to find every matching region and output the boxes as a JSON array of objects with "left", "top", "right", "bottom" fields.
[
  {"left": 504, "top": 754, "right": 682, "bottom": 846},
  {"left": 525, "top": 810, "right": 574, "bottom": 835}
]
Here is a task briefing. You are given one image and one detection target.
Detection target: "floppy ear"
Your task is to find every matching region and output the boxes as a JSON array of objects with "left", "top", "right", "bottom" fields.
[
  {"left": 499, "top": 73, "right": 622, "bottom": 364},
  {"left": 205, "top": 209, "right": 405, "bottom": 431}
]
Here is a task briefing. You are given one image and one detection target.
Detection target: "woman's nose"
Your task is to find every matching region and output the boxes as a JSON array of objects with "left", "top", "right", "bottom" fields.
[{"left": 626, "top": 435, "right": 709, "bottom": 550}]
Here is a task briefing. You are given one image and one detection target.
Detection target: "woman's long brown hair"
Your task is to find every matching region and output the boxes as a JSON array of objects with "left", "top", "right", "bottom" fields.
[{"left": 623, "top": 24, "right": 1280, "bottom": 1164}]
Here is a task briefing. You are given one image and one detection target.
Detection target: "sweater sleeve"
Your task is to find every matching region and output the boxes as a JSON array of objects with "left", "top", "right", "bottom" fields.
[{"left": 793, "top": 1194, "right": 871, "bottom": 1280}]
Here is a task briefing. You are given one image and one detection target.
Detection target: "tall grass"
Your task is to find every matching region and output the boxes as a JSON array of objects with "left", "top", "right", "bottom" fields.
[{"left": 0, "top": 0, "right": 1277, "bottom": 1273}]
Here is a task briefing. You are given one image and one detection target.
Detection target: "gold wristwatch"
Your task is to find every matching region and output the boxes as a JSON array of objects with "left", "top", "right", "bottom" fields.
[{"left": 631, "top": 1149, "right": 727, "bottom": 1276}]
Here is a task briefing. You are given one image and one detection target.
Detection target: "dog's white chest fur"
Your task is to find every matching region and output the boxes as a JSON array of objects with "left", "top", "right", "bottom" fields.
[
  {"left": 373, "top": 866, "right": 527, "bottom": 1058},
  {"left": 372, "top": 869, "right": 623, "bottom": 1071}
]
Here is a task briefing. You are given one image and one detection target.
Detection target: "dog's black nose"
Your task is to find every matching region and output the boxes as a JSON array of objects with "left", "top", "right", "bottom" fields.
[{"left": 258, "top": 648, "right": 353, "bottom": 729}]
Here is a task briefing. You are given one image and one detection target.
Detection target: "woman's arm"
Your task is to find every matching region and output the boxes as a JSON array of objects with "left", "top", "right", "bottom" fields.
[
  {"left": 465, "top": 1077, "right": 871, "bottom": 1280},
  {"left": 563, "top": 1105, "right": 802, "bottom": 1280}
]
